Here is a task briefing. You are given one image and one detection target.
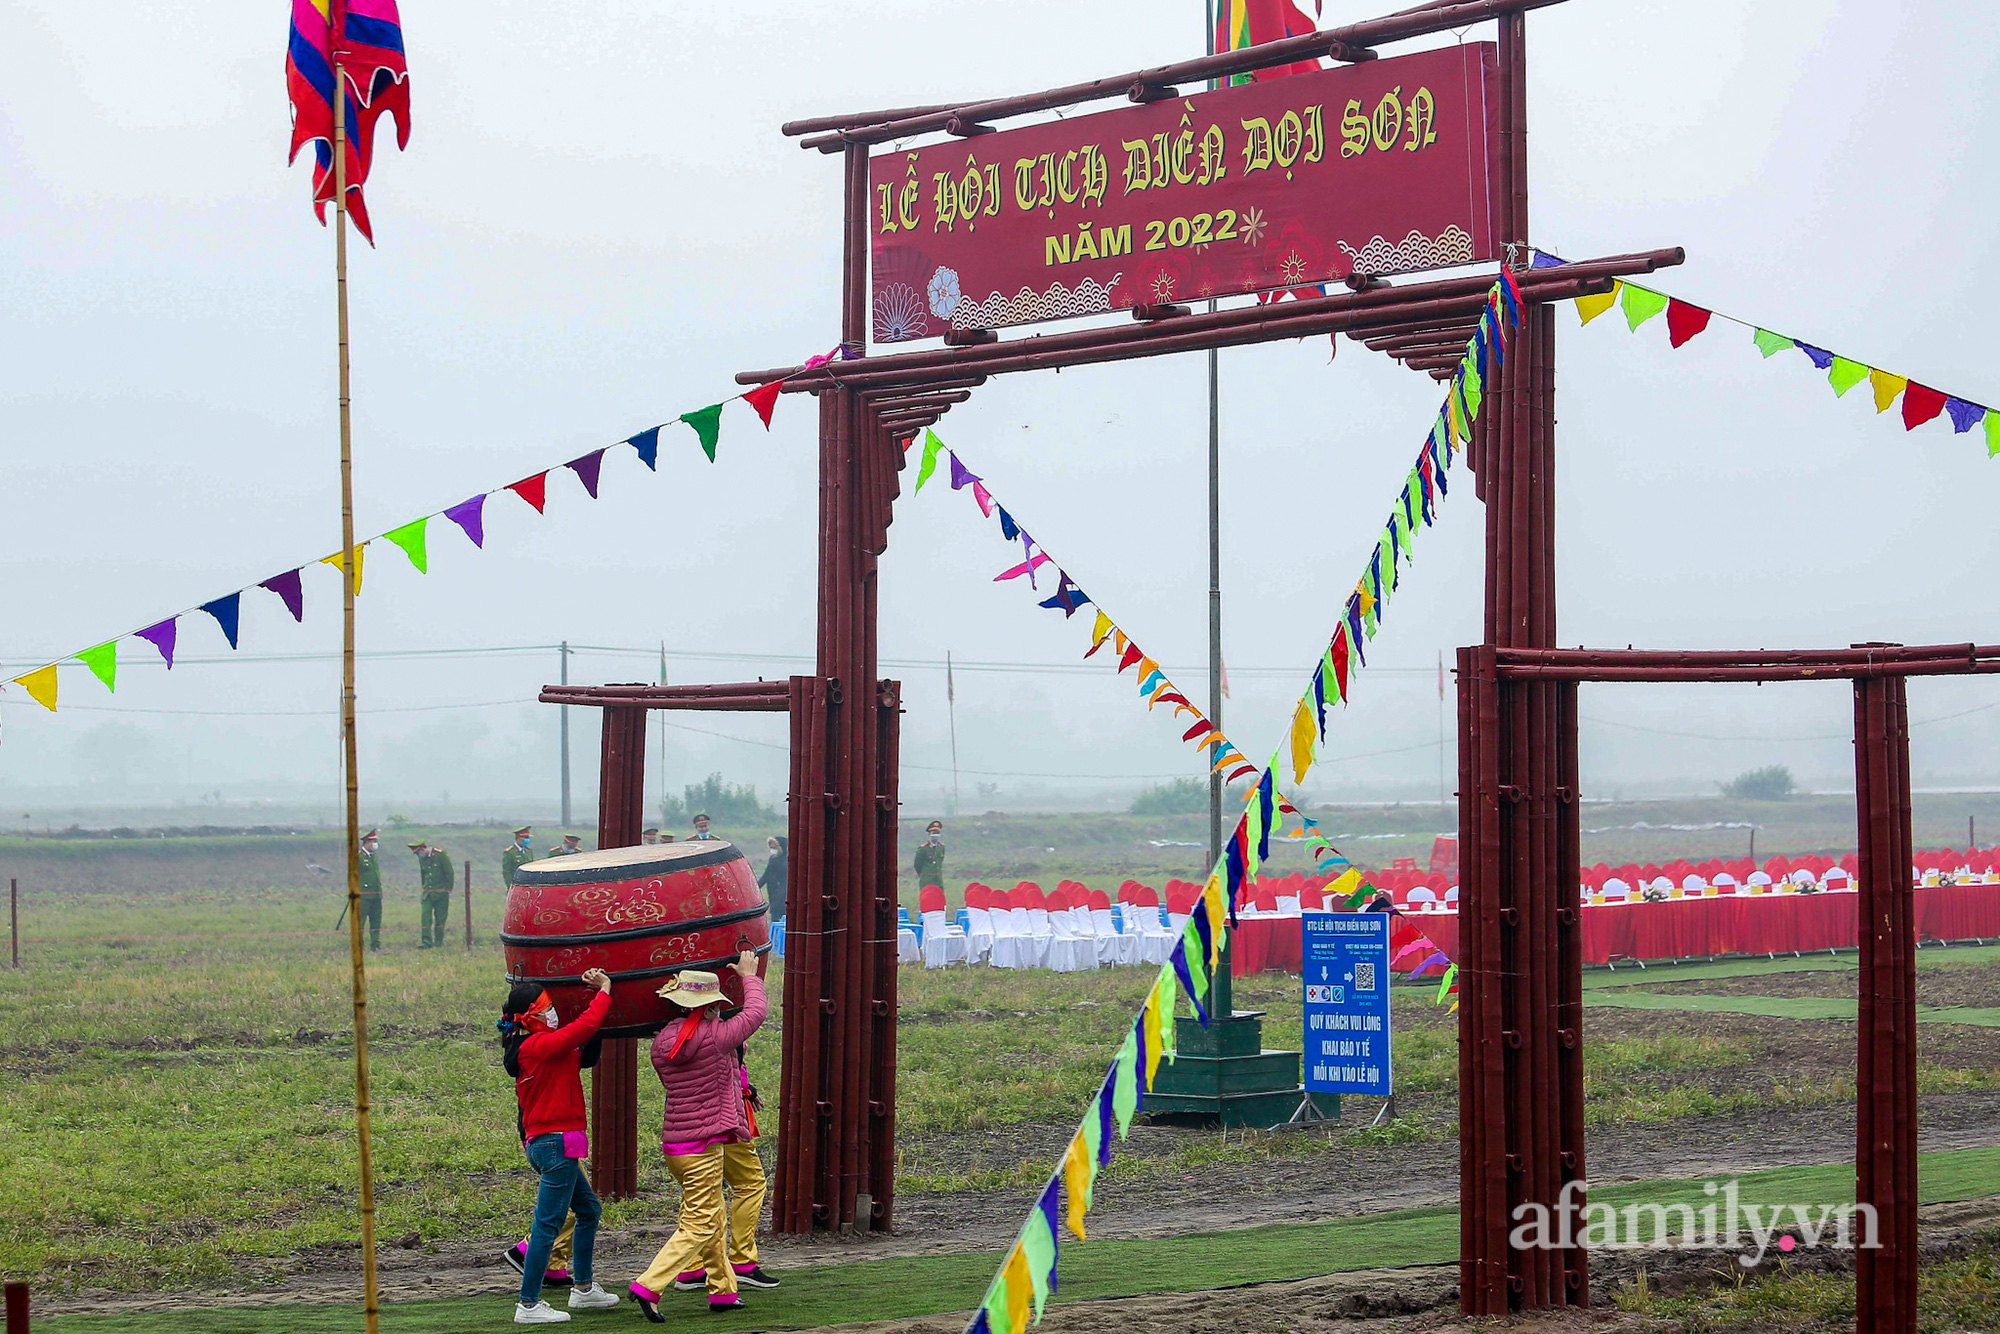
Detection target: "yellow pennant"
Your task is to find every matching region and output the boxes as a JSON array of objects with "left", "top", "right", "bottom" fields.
[
  {"left": 15, "top": 664, "right": 58, "bottom": 712},
  {"left": 1575, "top": 282, "right": 1620, "bottom": 325},
  {"left": 1140, "top": 991, "right": 1164, "bottom": 1089},
  {"left": 1289, "top": 700, "right": 1316, "bottom": 785},
  {"left": 1062, "top": 1131, "right": 1093, "bottom": 1239},
  {"left": 1088, "top": 611, "right": 1114, "bottom": 654},
  {"left": 1001, "top": 1243, "right": 1032, "bottom": 1334},
  {"left": 1329, "top": 867, "right": 1360, "bottom": 902},
  {"left": 1869, "top": 369, "right": 1909, "bottom": 414},
  {"left": 1112, "top": 629, "right": 1128, "bottom": 656},
  {"left": 1202, "top": 874, "right": 1227, "bottom": 967},
  {"left": 320, "top": 544, "right": 367, "bottom": 596},
  {"left": 1153, "top": 970, "right": 1178, "bottom": 1064}
]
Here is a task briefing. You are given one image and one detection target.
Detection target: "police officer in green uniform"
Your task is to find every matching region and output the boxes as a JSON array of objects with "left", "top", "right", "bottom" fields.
[
  {"left": 501, "top": 827, "right": 533, "bottom": 887},
  {"left": 356, "top": 829, "right": 384, "bottom": 951},
  {"left": 412, "top": 840, "right": 455, "bottom": 948},
  {"left": 914, "top": 820, "right": 946, "bottom": 889}
]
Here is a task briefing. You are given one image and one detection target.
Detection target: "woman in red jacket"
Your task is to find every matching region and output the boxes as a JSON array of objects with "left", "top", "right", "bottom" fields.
[
  {"left": 502, "top": 966, "right": 620, "bottom": 1324},
  {"left": 629, "top": 951, "right": 766, "bottom": 1319}
]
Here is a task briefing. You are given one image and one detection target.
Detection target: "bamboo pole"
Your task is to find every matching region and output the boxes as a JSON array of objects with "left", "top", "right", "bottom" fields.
[{"left": 330, "top": 32, "right": 383, "bottom": 1334}]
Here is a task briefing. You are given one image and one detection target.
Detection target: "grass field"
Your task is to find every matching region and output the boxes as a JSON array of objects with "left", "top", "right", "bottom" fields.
[{"left": 34, "top": 1150, "right": 2000, "bottom": 1332}]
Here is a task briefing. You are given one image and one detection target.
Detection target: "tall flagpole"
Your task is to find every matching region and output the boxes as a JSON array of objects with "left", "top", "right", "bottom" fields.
[
  {"left": 331, "top": 27, "right": 383, "bottom": 1333},
  {"left": 946, "top": 651, "right": 961, "bottom": 816},
  {"left": 1204, "top": 0, "right": 1233, "bottom": 1023}
]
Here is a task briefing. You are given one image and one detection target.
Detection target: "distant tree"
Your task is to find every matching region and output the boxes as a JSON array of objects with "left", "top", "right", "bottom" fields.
[
  {"left": 1721, "top": 765, "right": 1795, "bottom": 801},
  {"left": 661, "top": 773, "right": 777, "bottom": 826},
  {"left": 1131, "top": 778, "right": 1209, "bottom": 816}
]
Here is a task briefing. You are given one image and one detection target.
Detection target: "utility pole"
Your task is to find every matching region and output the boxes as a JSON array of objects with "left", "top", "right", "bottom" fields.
[
  {"left": 946, "top": 651, "right": 961, "bottom": 817},
  {"left": 559, "top": 640, "right": 571, "bottom": 828},
  {"left": 1203, "top": 0, "right": 1231, "bottom": 1023},
  {"left": 659, "top": 643, "right": 670, "bottom": 833}
]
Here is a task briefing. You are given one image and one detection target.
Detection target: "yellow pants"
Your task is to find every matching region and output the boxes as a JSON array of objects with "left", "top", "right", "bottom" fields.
[
  {"left": 722, "top": 1140, "right": 766, "bottom": 1269},
  {"left": 634, "top": 1143, "right": 735, "bottom": 1298},
  {"left": 548, "top": 1142, "right": 762, "bottom": 1276}
]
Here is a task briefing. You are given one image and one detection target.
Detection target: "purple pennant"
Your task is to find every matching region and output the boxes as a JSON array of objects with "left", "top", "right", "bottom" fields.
[
  {"left": 444, "top": 495, "right": 486, "bottom": 548},
  {"left": 948, "top": 453, "right": 977, "bottom": 491},
  {"left": 1096, "top": 1065, "right": 1117, "bottom": 1166},
  {"left": 1037, "top": 1179, "right": 1063, "bottom": 1288},
  {"left": 1037, "top": 573, "right": 1090, "bottom": 618},
  {"left": 259, "top": 569, "right": 305, "bottom": 622},
  {"left": 199, "top": 594, "right": 241, "bottom": 649},
  {"left": 1794, "top": 341, "right": 1834, "bottom": 370},
  {"left": 137, "top": 618, "right": 178, "bottom": 668},
  {"left": 1530, "top": 248, "right": 1567, "bottom": 268},
  {"left": 1946, "top": 398, "right": 1986, "bottom": 434},
  {"left": 567, "top": 449, "right": 606, "bottom": 499}
]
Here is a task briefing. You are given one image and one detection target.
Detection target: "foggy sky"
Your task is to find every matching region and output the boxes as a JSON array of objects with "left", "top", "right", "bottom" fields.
[{"left": 4, "top": 0, "right": 2000, "bottom": 823}]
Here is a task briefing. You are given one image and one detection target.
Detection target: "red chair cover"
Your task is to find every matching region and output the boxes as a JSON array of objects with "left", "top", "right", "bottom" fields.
[{"left": 918, "top": 885, "right": 947, "bottom": 914}]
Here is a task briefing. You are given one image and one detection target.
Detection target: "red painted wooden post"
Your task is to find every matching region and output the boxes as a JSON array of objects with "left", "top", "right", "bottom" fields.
[
  {"left": 5, "top": 1281, "right": 27, "bottom": 1334},
  {"left": 587, "top": 704, "right": 648, "bottom": 1201}
]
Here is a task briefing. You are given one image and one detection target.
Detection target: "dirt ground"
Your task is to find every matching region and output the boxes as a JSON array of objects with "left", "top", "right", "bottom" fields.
[{"left": 1624, "top": 959, "right": 2000, "bottom": 1011}]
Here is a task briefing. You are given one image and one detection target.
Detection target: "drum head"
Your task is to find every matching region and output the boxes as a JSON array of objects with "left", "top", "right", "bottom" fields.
[{"left": 511, "top": 839, "right": 743, "bottom": 886}]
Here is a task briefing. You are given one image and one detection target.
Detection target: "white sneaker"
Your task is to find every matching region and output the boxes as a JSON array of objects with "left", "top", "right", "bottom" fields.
[
  {"left": 514, "top": 1300, "right": 573, "bottom": 1324},
  {"left": 568, "top": 1283, "right": 620, "bottom": 1310}
]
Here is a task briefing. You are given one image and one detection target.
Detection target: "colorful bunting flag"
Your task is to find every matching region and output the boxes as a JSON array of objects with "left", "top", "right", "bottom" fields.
[
  {"left": 507, "top": 474, "right": 548, "bottom": 514},
  {"left": 626, "top": 426, "right": 662, "bottom": 471},
  {"left": 319, "top": 545, "right": 366, "bottom": 596},
  {"left": 1574, "top": 283, "right": 1618, "bottom": 326},
  {"left": 16, "top": 665, "right": 57, "bottom": 713},
  {"left": 137, "top": 619, "right": 178, "bottom": 669},
  {"left": 199, "top": 594, "right": 241, "bottom": 650},
  {"left": 444, "top": 495, "right": 486, "bottom": 548},
  {"left": 1620, "top": 282, "right": 1669, "bottom": 331},
  {"left": 743, "top": 379, "right": 783, "bottom": 429},
  {"left": 679, "top": 404, "right": 725, "bottom": 461},
  {"left": 567, "top": 450, "right": 606, "bottom": 499},
  {"left": 79, "top": 642, "right": 117, "bottom": 692},
  {"left": 260, "top": 569, "right": 306, "bottom": 621},
  {"left": 916, "top": 430, "right": 944, "bottom": 493},
  {"left": 383, "top": 518, "right": 428, "bottom": 573},
  {"left": 1664, "top": 299, "right": 1711, "bottom": 348}
]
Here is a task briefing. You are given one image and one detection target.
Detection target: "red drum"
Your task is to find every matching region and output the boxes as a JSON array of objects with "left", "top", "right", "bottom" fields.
[{"left": 503, "top": 841, "right": 772, "bottom": 1037}]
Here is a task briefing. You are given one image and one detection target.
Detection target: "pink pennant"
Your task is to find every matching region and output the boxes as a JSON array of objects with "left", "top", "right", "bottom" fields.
[
  {"left": 970, "top": 479, "right": 995, "bottom": 517},
  {"left": 994, "top": 552, "right": 1054, "bottom": 582}
]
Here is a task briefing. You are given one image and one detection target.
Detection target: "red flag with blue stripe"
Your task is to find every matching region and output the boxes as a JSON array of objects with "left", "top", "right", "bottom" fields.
[{"left": 286, "top": 0, "right": 410, "bottom": 243}]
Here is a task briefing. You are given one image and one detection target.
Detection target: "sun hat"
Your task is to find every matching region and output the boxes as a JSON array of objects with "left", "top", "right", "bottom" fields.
[{"left": 655, "top": 969, "right": 727, "bottom": 1007}]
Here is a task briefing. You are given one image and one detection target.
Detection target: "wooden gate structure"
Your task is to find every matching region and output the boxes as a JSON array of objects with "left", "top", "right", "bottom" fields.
[{"left": 540, "top": 1, "right": 1929, "bottom": 1329}]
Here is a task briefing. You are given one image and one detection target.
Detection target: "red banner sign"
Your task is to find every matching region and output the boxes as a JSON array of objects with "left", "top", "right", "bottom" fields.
[{"left": 868, "top": 44, "right": 1502, "bottom": 344}]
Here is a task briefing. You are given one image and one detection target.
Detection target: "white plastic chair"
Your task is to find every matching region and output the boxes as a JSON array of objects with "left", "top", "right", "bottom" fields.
[
  {"left": 1712, "top": 872, "right": 1739, "bottom": 895},
  {"left": 1406, "top": 886, "right": 1438, "bottom": 911},
  {"left": 1682, "top": 874, "right": 1709, "bottom": 895},
  {"left": 1601, "top": 877, "right": 1631, "bottom": 902},
  {"left": 1746, "top": 870, "right": 1774, "bottom": 893},
  {"left": 987, "top": 903, "right": 1030, "bottom": 969},
  {"left": 1823, "top": 867, "right": 1853, "bottom": 892},
  {"left": 1443, "top": 886, "right": 1460, "bottom": 908},
  {"left": 896, "top": 926, "right": 921, "bottom": 965},
  {"left": 1130, "top": 902, "right": 1175, "bottom": 966},
  {"left": 1091, "top": 904, "right": 1136, "bottom": 965}
]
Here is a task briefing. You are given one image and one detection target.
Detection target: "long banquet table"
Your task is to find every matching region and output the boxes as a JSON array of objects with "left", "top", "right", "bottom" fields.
[{"left": 1228, "top": 882, "right": 2000, "bottom": 976}]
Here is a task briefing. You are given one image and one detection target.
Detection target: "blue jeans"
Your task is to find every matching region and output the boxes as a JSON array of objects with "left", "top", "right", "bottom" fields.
[{"left": 520, "top": 1134, "right": 600, "bottom": 1303}]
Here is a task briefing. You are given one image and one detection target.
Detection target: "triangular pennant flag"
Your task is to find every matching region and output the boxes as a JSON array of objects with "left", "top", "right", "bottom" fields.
[
  {"left": 998, "top": 507, "right": 1019, "bottom": 541},
  {"left": 1574, "top": 283, "right": 1618, "bottom": 326},
  {"left": 995, "top": 552, "right": 1053, "bottom": 582},
  {"left": 567, "top": 450, "right": 606, "bottom": 499},
  {"left": 625, "top": 426, "right": 661, "bottom": 470},
  {"left": 1062, "top": 1130, "right": 1094, "bottom": 1240},
  {"left": 1619, "top": 283, "right": 1669, "bottom": 331},
  {"left": 1111, "top": 1029, "right": 1140, "bottom": 1135},
  {"left": 79, "top": 642, "right": 117, "bottom": 692},
  {"left": 1000, "top": 1243, "right": 1032, "bottom": 1334},
  {"left": 1828, "top": 356, "right": 1869, "bottom": 398},
  {"left": 199, "top": 594, "right": 242, "bottom": 649},
  {"left": 1987, "top": 413, "right": 2000, "bottom": 459},
  {"left": 1117, "top": 643, "right": 1144, "bottom": 674},
  {"left": 742, "top": 379, "right": 783, "bottom": 429},
  {"left": 1037, "top": 573, "right": 1089, "bottom": 617},
  {"left": 1437, "top": 963, "right": 1460, "bottom": 1006},
  {"left": 1752, "top": 328, "right": 1792, "bottom": 358},
  {"left": 1869, "top": 369, "right": 1908, "bottom": 414},
  {"left": 915, "top": 430, "right": 944, "bottom": 493},
  {"left": 1945, "top": 398, "right": 1985, "bottom": 434},
  {"left": 1902, "top": 382, "right": 1946, "bottom": 430},
  {"left": 319, "top": 545, "right": 366, "bottom": 596},
  {"left": 259, "top": 569, "right": 305, "bottom": 622},
  {"left": 948, "top": 453, "right": 977, "bottom": 491},
  {"left": 970, "top": 479, "right": 995, "bottom": 517},
  {"left": 15, "top": 665, "right": 57, "bottom": 712},
  {"left": 1084, "top": 611, "right": 1114, "bottom": 657},
  {"left": 679, "top": 403, "right": 724, "bottom": 461},
  {"left": 137, "top": 618, "right": 178, "bottom": 668},
  {"left": 1794, "top": 341, "right": 1834, "bottom": 370},
  {"left": 1664, "top": 299, "right": 1711, "bottom": 348},
  {"left": 444, "top": 495, "right": 487, "bottom": 548},
  {"left": 1023, "top": 1182, "right": 1059, "bottom": 1318},
  {"left": 507, "top": 474, "right": 548, "bottom": 513},
  {"left": 384, "top": 518, "right": 429, "bottom": 573},
  {"left": 1289, "top": 699, "right": 1316, "bottom": 785}
]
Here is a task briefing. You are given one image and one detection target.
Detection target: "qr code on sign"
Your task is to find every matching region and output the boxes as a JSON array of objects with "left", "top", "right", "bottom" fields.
[{"left": 1354, "top": 962, "right": 1378, "bottom": 992}]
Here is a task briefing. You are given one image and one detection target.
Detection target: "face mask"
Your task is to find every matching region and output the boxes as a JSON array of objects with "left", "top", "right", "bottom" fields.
[{"left": 539, "top": 1005, "right": 559, "bottom": 1027}]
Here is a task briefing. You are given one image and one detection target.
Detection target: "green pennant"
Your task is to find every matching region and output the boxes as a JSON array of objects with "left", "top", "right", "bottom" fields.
[
  {"left": 1827, "top": 356, "right": 1869, "bottom": 398},
  {"left": 1437, "top": 962, "right": 1460, "bottom": 1006},
  {"left": 1752, "top": 328, "right": 1791, "bottom": 359},
  {"left": 1986, "top": 412, "right": 2000, "bottom": 459},
  {"left": 1111, "top": 1029, "right": 1140, "bottom": 1136},
  {"left": 1021, "top": 1197, "right": 1057, "bottom": 1318},
  {"left": 1459, "top": 363, "right": 1483, "bottom": 421},
  {"left": 983, "top": 1279, "right": 1013, "bottom": 1334},
  {"left": 383, "top": 518, "right": 429, "bottom": 574},
  {"left": 679, "top": 403, "right": 725, "bottom": 461},
  {"left": 78, "top": 641, "right": 117, "bottom": 692},
  {"left": 1620, "top": 283, "right": 1669, "bottom": 331},
  {"left": 916, "top": 429, "right": 944, "bottom": 492},
  {"left": 1321, "top": 646, "right": 1342, "bottom": 706},
  {"left": 1346, "top": 879, "right": 1375, "bottom": 908},
  {"left": 1179, "top": 922, "right": 1210, "bottom": 1010}
]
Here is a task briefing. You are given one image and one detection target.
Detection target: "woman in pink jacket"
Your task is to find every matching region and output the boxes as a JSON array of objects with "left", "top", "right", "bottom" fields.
[{"left": 629, "top": 951, "right": 766, "bottom": 1319}]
